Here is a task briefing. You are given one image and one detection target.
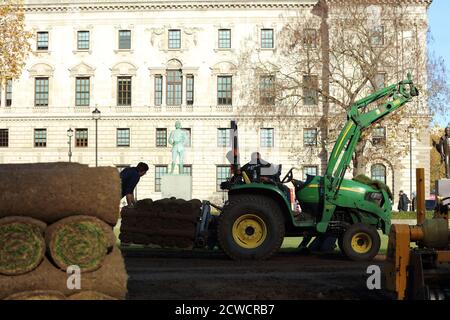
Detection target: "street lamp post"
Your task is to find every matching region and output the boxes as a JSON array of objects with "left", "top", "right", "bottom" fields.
[
  {"left": 92, "top": 108, "right": 101, "bottom": 167},
  {"left": 67, "top": 128, "right": 73, "bottom": 163}
]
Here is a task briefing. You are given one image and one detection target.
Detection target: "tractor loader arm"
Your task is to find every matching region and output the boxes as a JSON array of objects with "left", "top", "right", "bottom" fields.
[{"left": 317, "top": 74, "right": 419, "bottom": 233}]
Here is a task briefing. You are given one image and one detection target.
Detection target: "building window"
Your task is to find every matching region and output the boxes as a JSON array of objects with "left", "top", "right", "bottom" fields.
[
  {"left": 37, "top": 31, "right": 48, "bottom": 50},
  {"left": 217, "top": 128, "right": 231, "bottom": 147},
  {"left": 117, "top": 76, "right": 132, "bottom": 106},
  {"left": 75, "top": 128, "right": 88, "bottom": 147},
  {"left": 371, "top": 164, "right": 386, "bottom": 184},
  {"left": 370, "top": 26, "right": 384, "bottom": 46},
  {"left": 372, "top": 127, "right": 386, "bottom": 145},
  {"left": 155, "top": 165, "right": 168, "bottom": 192},
  {"left": 34, "top": 129, "right": 47, "bottom": 147},
  {"left": 218, "top": 29, "right": 231, "bottom": 48},
  {"left": 304, "top": 128, "right": 318, "bottom": 147},
  {"left": 260, "top": 75, "right": 275, "bottom": 105},
  {"left": 186, "top": 75, "right": 194, "bottom": 105},
  {"left": 118, "top": 30, "right": 131, "bottom": 49},
  {"left": 167, "top": 70, "right": 182, "bottom": 106},
  {"left": 6, "top": 79, "right": 12, "bottom": 107},
  {"left": 156, "top": 128, "right": 167, "bottom": 147},
  {"left": 260, "top": 128, "right": 274, "bottom": 148},
  {"left": 117, "top": 128, "right": 130, "bottom": 147},
  {"left": 304, "top": 29, "right": 318, "bottom": 47},
  {"left": 261, "top": 29, "right": 274, "bottom": 49},
  {"left": 217, "top": 76, "right": 232, "bottom": 105},
  {"left": 303, "top": 75, "right": 318, "bottom": 105},
  {"left": 75, "top": 77, "right": 90, "bottom": 106},
  {"left": 77, "top": 31, "right": 90, "bottom": 50},
  {"left": 216, "top": 165, "right": 231, "bottom": 191},
  {"left": 374, "top": 73, "right": 386, "bottom": 90},
  {"left": 183, "top": 165, "right": 192, "bottom": 176},
  {"left": 168, "top": 29, "right": 181, "bottom": 49},
  {"left": 154, "top": 75, "right": 163, "bottom": 106},
  {"left": 183, "top": 128, "right": 191, "bottom": 147},
  {"left": 35, "top": 77, "right": 49, "bottom": 107},
  {"left": 0, "top": 129, "right": 8, "bottom": 147},
  {"left": 303, "top": 166, "right": 318, "bottom": 180}
]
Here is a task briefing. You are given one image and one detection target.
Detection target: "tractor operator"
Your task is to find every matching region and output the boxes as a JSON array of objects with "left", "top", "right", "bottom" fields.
[{"left": 120, "top": 162, "right": 149, "bottom": 207}]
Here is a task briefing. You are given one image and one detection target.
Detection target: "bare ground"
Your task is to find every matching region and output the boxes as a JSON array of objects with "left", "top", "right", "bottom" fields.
[{"left": 122, "top": 247, "right": 394, "bottom": 300}]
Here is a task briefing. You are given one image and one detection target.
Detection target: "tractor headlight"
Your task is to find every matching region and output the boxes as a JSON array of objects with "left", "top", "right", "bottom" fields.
[{"left": 365, "top": 192, "right": 383, "bottom": 206}]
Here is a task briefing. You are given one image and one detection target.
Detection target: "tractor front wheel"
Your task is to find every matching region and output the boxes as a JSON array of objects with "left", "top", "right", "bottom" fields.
[
  {"left": 341, "top": 223, "right": 380, "bottom": 261},
  {"left": 217, "top": 195, "right": 285, "bottom": 260}
]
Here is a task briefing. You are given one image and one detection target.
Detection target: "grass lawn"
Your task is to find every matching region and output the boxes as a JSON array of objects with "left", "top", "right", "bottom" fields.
[{"left": 391, "top": 211, "right": 434, "bottom": 220}]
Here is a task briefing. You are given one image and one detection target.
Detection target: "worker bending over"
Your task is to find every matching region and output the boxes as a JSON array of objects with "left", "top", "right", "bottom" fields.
[{"left": 120, "top": 162, "right": 149, "bottom": 207}]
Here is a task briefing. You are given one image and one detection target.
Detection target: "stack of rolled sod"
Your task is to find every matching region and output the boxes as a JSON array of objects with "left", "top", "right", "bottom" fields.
[
  {"left": 120, "top": 198, "right": 202, "bottom": 248},
  {"left": 0, "top": 163, "right": 127, "bottom": 300}
]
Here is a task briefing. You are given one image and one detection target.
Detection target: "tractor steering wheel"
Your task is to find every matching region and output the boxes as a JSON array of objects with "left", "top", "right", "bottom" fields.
[{"left": 281, "top": 167, "right": 295, "bottom": 184}]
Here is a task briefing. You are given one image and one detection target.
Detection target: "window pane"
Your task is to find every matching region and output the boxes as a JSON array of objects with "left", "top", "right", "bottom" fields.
[
  {"left": 371, "top": 164, "right": 386, "bottom": 184},
  {"left": 371, "top": 26, "right": 384, "bottom": 46},
  {"left": 374, "top": 73, "right": 386, "bottom": 90},
  {"left": 261, "top": 29, "right": 274, "bottom": 48},
  {"left": 77, "top": 31, "right": 89, "bottom": 50},
  {"left": 217, "top": 128, "right": 231, "bottom": 147},
  {"left": 216, "top": 166, "right": 231, "bottom": 191},
  {"left": 75, "top": 128, "right": 88, "bottom": 147},
  {"left": 186, "top": 75, "right": 194, "bottom": 105},
  {"left": 218, "top": 29, "right": 231, "bottom": 48},
  {"left": 217, "top": 76, "right": 232, "bottom": 105},
  {"left": 6, "top": 79, "right": 12, "bottom": 106},
  {"left": 37, "top": 32, "right": 48, "bottom": 50},
  {"left": 117, "top": 128, "right": 130, "bottom": 147},
  {"left": 260, "top": 128, "right": 274, "bottom": 147},
  {"left": 183, "top": 165, "right": 192, "bottom": 176},
  {"left": 117, "top": 76, "right": 132, "bottom": 106},
  {"left": 303, "top": 75, "right": 318, "bottom": 105},
  {"left": 260, "top": 75, "right": 275, "bottom": 105},
  {"left": 167, "top": 70, "right": 182, "bottom": 106},
  {"left": 0, "top": 129, "right": 8, "bottom": 147},
  {"left": 154, "top": 75, "right": 163, "bottom": 106},
  {"left": 155, "top": 165, "right": 168, "bottom": 192},
  {"left": 183, "top": 128, "right": 191, "bottom": 147},
  {"left": 34, "top": 129, "right": 47, "bottom": 147},
  {"left": 35, "top": 77, "right": 49, "bottom": 107},
  {"left": 119, "top": 30, "right": 131, "bottom": 49},
  {"left": 372, "top": 127, "right": 386, "bottom": 145},
  {"left": 303, "top": 128, "right": 317, "bottom": 146},
  {"left": 75, "top": 77, "right": 90, "bottom": 106},
  {"left": 303, "top": 166, "right": 317, "bottom": 180},
  {"left": 304, "top": 29, "right": 317, "bottom": 47},
  {"left": 168, "top": 29, "right": 181, "bottom": 49},
  {"left": 156, "top": 128, "right": 167, "bottom": 147}
]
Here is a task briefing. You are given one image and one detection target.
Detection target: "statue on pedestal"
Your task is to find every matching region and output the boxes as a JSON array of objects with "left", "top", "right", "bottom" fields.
[
  {"left": 169, "top": 121, "right": 187, "bottom": 174},
  {"left": 437, "top": 125, "right": 450, "bottom": 179}
]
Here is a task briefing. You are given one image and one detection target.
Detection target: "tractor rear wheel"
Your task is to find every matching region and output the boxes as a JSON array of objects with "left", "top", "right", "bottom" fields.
[
  {"left": 341, "top": 223, "right": 380, "bottom": 261},
  {"left": 217, "top": 194, "right": 285, "bottom": 260}
]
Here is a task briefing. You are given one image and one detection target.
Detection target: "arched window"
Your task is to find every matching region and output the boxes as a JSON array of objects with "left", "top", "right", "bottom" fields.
[{"left": 371, "top": 164, "right": 386, "bottom": 184}]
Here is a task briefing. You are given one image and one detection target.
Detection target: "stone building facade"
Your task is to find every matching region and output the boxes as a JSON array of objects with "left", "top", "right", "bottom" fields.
[{"left": 0, "top": 0, "right": 432, "bottom": 207}]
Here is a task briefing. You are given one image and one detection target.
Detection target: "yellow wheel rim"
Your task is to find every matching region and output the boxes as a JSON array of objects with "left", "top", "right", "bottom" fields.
[
  {"left": 351, "top": 232, "right": 373, "bottom": 254},
  {"left": 232, "top": 214, "right": 267, "bottom": 249}
]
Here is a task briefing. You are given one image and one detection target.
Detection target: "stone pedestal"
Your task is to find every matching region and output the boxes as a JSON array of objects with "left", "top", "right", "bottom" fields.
[
  {"left": 436, "top": 179, "right": 450, "bottom": 198},
  {"left": 161, "top": 174, "right": 192, "bottom": 200}
]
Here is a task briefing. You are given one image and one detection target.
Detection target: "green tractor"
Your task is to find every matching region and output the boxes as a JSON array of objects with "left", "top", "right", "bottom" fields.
[{"left": 217, "top": 74, "right": 419, "bottom": 261}]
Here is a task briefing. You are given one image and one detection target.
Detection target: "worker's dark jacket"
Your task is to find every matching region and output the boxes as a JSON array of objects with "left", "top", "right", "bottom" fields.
[
  {"left": 120, "top": 167, "right": 140, "bottom": 198},
  {"left": 397, "top": 194, "right": 410, "bottom": 212}
]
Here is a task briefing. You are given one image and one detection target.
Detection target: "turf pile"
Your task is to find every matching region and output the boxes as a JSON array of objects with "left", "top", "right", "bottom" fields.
[
  {"left": 120, "top": 198, "right": 202, "bottom": 248},
  {"left": 0, "top": 163, "right": 127, "bottom": 300}
]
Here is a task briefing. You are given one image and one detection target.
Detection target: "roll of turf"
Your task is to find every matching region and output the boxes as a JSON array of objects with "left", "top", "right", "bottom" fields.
[
  {"left": 46, "top": 216, "right": 116, "bottom": 272},
  {"left": 0, "top": 216, "right": 46, "bottom": 276},
  {"left": 4, "top": 290, "right": 66, "bottom": 300},
  {"left": 68, "top": 291, "right": 117, "bottom": 300},
  {"left": 0, "top": 248, "right": 128, "bottom": 300},
  {"left": 0, "top": 164, "right": 121, "bottom": 226}
]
